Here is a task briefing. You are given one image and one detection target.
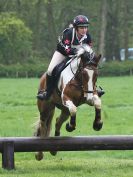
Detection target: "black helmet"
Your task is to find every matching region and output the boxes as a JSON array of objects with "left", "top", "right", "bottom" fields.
[{"left": 73, "top": 15, "right": 89, "bottom": 27}]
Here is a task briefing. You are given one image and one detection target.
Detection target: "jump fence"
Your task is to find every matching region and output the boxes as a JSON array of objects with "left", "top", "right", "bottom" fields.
[{"left": 0, "top": 135, "right": 133, "bottom": 170}]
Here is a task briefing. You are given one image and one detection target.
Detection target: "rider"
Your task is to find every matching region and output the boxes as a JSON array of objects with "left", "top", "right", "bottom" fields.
[{"left": 37, "top": 15, "right": 104, "bottom": 100}]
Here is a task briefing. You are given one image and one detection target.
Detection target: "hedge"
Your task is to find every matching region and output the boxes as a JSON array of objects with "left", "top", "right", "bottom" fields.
[
  {"left": 0, "top": 60, "right": 133, "bottom": 78},
  {"left": 99, "top": 60, "right": 133, "bottom": 77},
  {"left": 0, "top": 63, "right": 48, "bottom": 78}
]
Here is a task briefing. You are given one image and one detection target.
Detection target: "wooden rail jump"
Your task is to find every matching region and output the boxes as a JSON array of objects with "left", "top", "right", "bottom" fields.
[{"left": 0, "top": 135, "right": 133, "bottom": 170}]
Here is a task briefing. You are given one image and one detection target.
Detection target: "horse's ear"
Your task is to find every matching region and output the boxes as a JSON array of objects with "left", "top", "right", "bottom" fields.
[
  {"left": 95, "top": 54, "right": 102, "bottom": 64},
  {"left": 98, "top": 54, "right": 102, "bottom": 60}
]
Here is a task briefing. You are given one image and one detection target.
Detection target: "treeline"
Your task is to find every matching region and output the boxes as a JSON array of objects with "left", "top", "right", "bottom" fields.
[{"left": 0, "top": 0, "right": 133, "bottom": 67}]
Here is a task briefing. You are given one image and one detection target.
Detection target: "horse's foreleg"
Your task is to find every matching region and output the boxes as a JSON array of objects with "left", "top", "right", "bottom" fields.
[
  {"left": 92, "top": 95, "right": 103, "bottom": 131},
  {"left": 66, "top": 115, "right": 76, "bottom": 132},
  {"left": 63, "top": 98, "right": 77, "bottom": 132}
]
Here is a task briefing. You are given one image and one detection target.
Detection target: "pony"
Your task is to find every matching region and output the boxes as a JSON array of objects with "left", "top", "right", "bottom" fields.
[{"left": 35, "top": 44, "right": 103, "bottom": 160}]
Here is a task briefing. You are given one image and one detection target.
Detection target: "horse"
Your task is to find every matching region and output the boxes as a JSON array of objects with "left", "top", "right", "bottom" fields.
[{"left": 35, "top": 44, "right": 103, "bottom": 160}]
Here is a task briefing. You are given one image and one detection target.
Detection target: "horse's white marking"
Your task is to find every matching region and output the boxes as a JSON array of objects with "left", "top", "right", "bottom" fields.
[
  {"left": 65, "top": 100, "right": 77, "bottom": 116},
  {"left": 85, "top": 69, "right": 94, "bottom": 101},
  {"left": 92, "top": 94, "right": 101, "bottom": 109}
]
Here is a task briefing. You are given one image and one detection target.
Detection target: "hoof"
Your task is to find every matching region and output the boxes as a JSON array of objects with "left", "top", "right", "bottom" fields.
[
  {"left": 50, "top": 151, "right": 57, "bottom": 156},
  {"left": 35, "top": 152, "right": 44, "bottom": 161},
  {"left": 93, "top": 121, "right": 103, "bottom": 131},
  {"left": 66, "top": 123, "right": 75, "bottom": 132}
]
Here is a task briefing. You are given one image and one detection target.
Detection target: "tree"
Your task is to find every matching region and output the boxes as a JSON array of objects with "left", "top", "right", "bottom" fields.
[
  {"left": 33, "top": 0, "right": 42, "bottom": 51},
  {"left": 105, "top": 0, "right": 121, "bottom": 61},
  {"left": 45, "top": 0, "right": 57, "bottom": 54},
  {"left": 0, "top": 13, "right": 32, "bottom": 64},
  {"left": 123, "top": 0, "right": 129, "bottom": 60},
  {"left": 98, "top": 0, "right": 107, "bottom": 57}
]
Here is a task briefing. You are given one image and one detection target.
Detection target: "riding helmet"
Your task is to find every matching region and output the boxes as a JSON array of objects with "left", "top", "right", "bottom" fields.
[{"left": 73, "top": 15, "right": 89, "bottom": 28}]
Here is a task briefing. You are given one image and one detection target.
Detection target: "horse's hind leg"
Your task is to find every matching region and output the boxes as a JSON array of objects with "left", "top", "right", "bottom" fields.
[
  {"left": 35, "top": 101, "right": 55, "bottom": 160},
  {"left": 55, "top": 108, "right": 70, "bottom": 136},
  {"left": 50, "top": 108, "right": 70, "bottom": 156}
]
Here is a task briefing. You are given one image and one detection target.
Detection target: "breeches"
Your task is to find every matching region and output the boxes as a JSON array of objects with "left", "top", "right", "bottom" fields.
[{"left": 47, "top": 51, "right": 65, "bottom": 76}]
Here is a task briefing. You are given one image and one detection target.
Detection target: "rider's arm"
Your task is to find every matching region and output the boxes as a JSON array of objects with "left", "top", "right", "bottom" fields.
[
  {"left": 86, "top": 33, "right": 93, "bottom": 47},
  {"left": 57, "top": 28, "right": 76, "bottom": 56}
]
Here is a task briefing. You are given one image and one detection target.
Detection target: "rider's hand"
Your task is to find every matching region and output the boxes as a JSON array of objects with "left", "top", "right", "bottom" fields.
[{"left": 76, "top": 47, "right": 85, "bottom": 57}]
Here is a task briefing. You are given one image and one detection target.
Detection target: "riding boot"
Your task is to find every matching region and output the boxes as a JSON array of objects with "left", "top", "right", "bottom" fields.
[
  {"left": 97, "top": 86, "right": 105, "bottom": 97},
  {"left": 37, "top": 74, "right": 54, "bottom": 101}
]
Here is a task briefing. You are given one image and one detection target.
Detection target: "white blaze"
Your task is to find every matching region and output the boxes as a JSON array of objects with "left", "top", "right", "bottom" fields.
[{"left": 86, "top": 69, "right": 94, "bottom": 101}]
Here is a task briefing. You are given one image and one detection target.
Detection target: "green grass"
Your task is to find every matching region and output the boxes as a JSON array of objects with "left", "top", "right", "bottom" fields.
[{"left": 0, "top": 76, "right": 133, "bottom": 177}]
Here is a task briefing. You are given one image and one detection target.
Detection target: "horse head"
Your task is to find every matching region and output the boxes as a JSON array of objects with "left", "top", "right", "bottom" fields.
[
  {"left": 78, "top": 44, "right": 101, "bottom": 67},
  {"left": 74, "top": 45, "right": 101, "bottom": 103}
]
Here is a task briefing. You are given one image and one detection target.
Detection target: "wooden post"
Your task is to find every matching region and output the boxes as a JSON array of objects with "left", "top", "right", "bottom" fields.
[{"left": 2, "top": 141, "right": 15, "bottom": 170}]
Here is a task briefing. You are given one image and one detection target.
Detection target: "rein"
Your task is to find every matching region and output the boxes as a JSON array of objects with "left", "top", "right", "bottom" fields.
[{"left": 70, "top": 56, "right": 80, "bottom": 76}]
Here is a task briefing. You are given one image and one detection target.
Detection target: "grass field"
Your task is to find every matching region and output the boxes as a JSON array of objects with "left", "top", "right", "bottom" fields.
[{"left": 0, "top": 76, "right": 133, "bottom": 177}]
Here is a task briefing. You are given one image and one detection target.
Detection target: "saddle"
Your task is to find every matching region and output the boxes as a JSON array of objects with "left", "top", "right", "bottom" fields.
[
  {"left": 52, "top": 60, "right": 66, "bottom": 79},
  {"left": 51, "top": 57, "right": 71, "bottom": 83}
]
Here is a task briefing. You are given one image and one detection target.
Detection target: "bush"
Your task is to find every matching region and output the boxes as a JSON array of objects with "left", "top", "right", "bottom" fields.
[{"left": 99, "top": 61, "right": 133, "bottom": 77}]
